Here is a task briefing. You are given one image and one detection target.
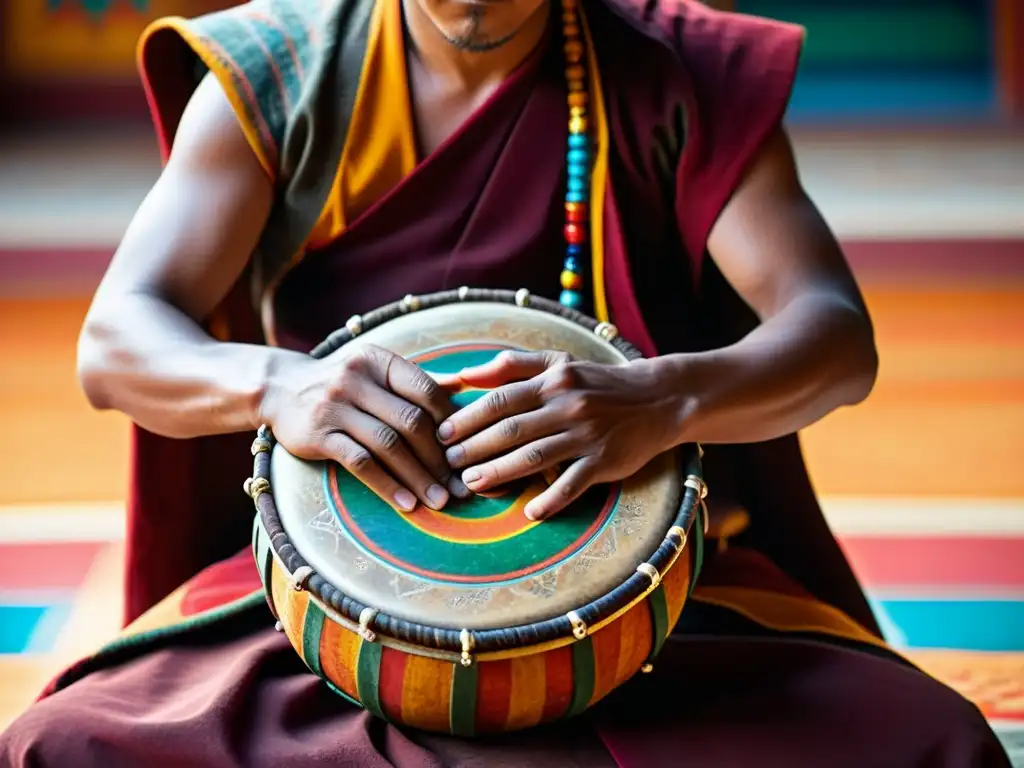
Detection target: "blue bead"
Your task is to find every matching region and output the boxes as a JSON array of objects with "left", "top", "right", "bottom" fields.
[
  {"left": 567, "top": 134, "right": 589, "bottom": 149},
  {"left": 566, "top": 191, "right": 586, "bottom": 204},
  {"left": 567, "top": 162, "right": 587, "bottom": 178},
  {"left": 567, "top": 177, "right": 586, "bottom": 193},
  {"left": 560, "top": 290, "right": 584, "bottom": 310},
  {"left": 567, "top": 148, "right": 589, "bottom": 165},
  {"left": 566, "top": 244, "right": 583, "bottom": 256},
  {"left": 564, "top": 256, "right": 580, "bottom": 272}
]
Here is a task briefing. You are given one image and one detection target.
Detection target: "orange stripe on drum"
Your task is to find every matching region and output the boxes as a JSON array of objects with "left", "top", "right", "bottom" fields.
[
  {"left": 270, "top": 563, "right": 309, "bottom": 647},
  {"left": 378, "top": 647, "right": 409, "bottom": 722},
  {"left": 613, "top": 600, "right": 653, "bottom": 687},
  {"left": 505, "top": 654, "right": 547, "bottom": 730},
  {"left": 541, "top": 645, "right": 574, "bottom": 721},
  {"left": 399, "top": 655, "right": 453, "bottom": 733},
  {"left": 318, "top": 619, "right": 362, "bottom": 702},
  {"left": 587, "top": 616, "right": 623, "bottom": 706},
  {"left": 662, "top": 550, "right": 692, "bottom": 626},
  {"left": 475, "top": 659, "right": 513, "bottom": 733}
]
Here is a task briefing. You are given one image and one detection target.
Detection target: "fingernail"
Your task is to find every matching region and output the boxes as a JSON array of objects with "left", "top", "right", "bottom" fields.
[
  {"left": 437, "top": 422, "right": 454, "bottom": 442},
  {"left": 395, "top": 489, "right": 418, "bottom": 512},
  {"left": 462, "top": 468, "right": 481, "bottom": 487},
  {"left": 426, "top": 484, "right": 449, "bottom": 509},
  {"left": 448, "top": 475, "right": 472, "bottom": 499},
  {"left": 445, "top": 445, "right": 464, "bottom": 467},
  {"left": 524, "top": 504, "right": 545, "bottom": 521}
]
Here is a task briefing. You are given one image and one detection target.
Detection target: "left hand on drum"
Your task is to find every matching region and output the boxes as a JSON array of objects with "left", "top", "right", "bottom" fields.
[{"left": 435, "top": 351, "right": 683, "bottom": 521}]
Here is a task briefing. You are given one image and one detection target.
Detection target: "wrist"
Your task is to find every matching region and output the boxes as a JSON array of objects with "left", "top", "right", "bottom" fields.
[
  {"left": 254, "top": 347, "right": 308, "bottom": 430},
  {"left": 641, "top": 354, "right": 709, "bottom": 447}
]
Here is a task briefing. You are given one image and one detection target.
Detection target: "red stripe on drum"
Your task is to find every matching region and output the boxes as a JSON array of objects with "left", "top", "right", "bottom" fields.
[
  {"left": 475, "top": 659, "right": 513, "bottom": 733},
  {"left": 662, "top": 551, "right": 692, "bottom": 627},
  {"left": 377, "top": 646, "right": 409, "bottom": 723},
  {"left": 541, "top": 645, "right": 575, "bottom": 721},
  {"left": 587, "top": 615, "right": 622, "bottom": 706},
  {"left": 613, "top": 601, "right": 653, "bottom": 687},
  {"left": 318, "top": 619, "right": 362, "bottom": 702}
]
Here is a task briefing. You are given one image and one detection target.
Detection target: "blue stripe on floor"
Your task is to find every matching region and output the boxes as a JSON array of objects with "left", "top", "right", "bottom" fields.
[
  {"left": 874, "top": 599, "right": 1024, "bottom": 652},
  {"left": 0, "top": 603, "right": 72, "bottom": 654}
]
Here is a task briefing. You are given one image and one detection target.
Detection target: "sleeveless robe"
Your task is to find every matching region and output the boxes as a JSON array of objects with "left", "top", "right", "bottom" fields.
[{"left": 0, "top": 0, "right": 1010, "bottom": 766}]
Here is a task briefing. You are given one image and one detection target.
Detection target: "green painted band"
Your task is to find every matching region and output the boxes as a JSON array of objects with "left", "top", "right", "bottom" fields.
[
  {"left": 356, "top": 641, "right": 385, "bottom": 720},
  {"left": 325, "top": 679, "right": 362, "bottom": 707},
  {"left": 688, "top": 511, "right": 704, "bottom": 600},
  {"left": 449, "top": 661, "right": 479, "bottom": 737},
  {"left": 646, "top": 584, "right": 670, "bottom": 663},
  {"left": 301, "top": 601, "right": 325, "bottom": 677},
  {"left": 251, "top": 516, "right": 260, "bottom": 571},
  {"left": 566, "top": 636, "right": 595, "bottom": 718}
]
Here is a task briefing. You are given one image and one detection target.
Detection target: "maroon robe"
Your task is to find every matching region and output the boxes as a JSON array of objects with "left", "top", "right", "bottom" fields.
[{"left": 0, "top": 1, "right": 1010, "bottom": 766}]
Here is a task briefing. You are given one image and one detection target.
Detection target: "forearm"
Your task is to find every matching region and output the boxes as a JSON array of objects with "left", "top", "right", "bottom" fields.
[
  {"left": 78, "top": 292, "right": 302, "bottom": 439},
  {"left": 658, "top": 292, "right": 878, "bottom": 445}
]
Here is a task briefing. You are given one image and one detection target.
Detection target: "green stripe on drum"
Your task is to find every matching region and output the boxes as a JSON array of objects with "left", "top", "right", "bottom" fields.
[
  {"left": 565, "top": 636, "right": 595, "bottom": 718},
  {"left": 645, "top": 584, "right": 670, "bottom": 663},
  {"left": 301, "top": 601, "right": 325, "bottom": 677},
  {"left": 254, "top": 519, "right": 275, "bottom": 602},
  {"left": 251, "top": 516, "right": 259, "bottom": 566},
  {"left": 449, "top": 661, "right": 479, "bottom": 737},
  {"left": 688, "top": 513, "right": 705, "bottom": 599},
  {"left": 355, "top": 641, "right": 385, "bottom": 721},
  {"left": 325, "top": 679, "right": 362, "bottom": 707}
]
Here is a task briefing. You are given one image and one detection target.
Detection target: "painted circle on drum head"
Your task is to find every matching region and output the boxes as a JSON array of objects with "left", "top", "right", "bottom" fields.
[{"left": 325, "top": 343, "right": 620, "bottom": 586}]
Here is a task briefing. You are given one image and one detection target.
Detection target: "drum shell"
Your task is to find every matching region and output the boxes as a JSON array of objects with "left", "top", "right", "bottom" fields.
[{"left": 255, "top": 515, "right": 694, "bottom": 734}]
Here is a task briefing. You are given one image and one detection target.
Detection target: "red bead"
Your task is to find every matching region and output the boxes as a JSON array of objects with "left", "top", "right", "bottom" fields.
[
  {"left": 564, "top": 223, "right": 586, "bottom": 244},
  {"left": 566, "top": 206, "right": 586, "bottom": 223}
]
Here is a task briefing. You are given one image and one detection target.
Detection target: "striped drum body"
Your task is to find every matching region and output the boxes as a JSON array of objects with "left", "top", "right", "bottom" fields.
[{"left": 247, "top": 290, "right": 706, "bottom": 735}]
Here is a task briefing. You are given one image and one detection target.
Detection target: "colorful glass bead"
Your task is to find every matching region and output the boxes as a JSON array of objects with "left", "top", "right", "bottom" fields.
[
  {"left": 559, "top": 290, "right": 584, "bottom": 309},
  {"left": 564, "top": 40, "right": 583, "bottom": 61},
  {"left": 568, "top": 92, "right": 587, "bottom": 108},
  {"left": 564, "top": 256, "right": 580, "bottom": 273},
  {"left": 566, "top": 190, "right": 585, "bottom": 204},
  {"left": 564, "top": 223, "right": 585, "bottom": 244},
  {"left": 565, "top": 205, "right": 585, "bottom": 222},
  {"left": 561, "top": 270, "right": 584, "bottom": 291}
]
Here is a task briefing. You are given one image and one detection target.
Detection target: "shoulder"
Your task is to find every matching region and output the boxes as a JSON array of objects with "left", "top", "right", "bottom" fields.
[
  {"left": 600, "top": 0, "right": 805, "bottom": 259},
  {"left": 606, "top": 0, "right": 805, "bottom": 105},
  {"left": 137, "top": 0, "right": 354, "bottom": 176}
]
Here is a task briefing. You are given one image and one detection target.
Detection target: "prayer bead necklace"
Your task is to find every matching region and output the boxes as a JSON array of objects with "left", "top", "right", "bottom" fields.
[{"left": 559, "top": 0, "right": 589, "bottom": 311}]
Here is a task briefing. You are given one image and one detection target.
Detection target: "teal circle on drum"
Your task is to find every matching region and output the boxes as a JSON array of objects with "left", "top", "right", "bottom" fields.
[{"left": 324, "top": 343, "right": 620, "bottom": 586}]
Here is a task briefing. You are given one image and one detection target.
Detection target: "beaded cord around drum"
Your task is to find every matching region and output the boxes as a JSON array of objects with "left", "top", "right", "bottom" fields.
[{"left": 559, "top": 0, "right": 591, "bottom": 311}]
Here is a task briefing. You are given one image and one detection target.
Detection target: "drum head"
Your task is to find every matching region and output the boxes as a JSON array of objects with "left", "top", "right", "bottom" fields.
[{"left": 270, "top": 302, "right": 681, "bottom": 631}]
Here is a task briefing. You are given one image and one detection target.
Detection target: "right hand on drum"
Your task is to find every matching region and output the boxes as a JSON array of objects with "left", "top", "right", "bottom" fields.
[{"left": 260, "top": 344, "right": 468, "bottom": 512}]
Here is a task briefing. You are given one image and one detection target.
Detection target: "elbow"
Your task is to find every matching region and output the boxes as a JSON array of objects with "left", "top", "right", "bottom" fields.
[
  {"left": 76, "top": 315, "right": 117, "bottom": 411},
  {"left": 842, "top": 310, "right": 879, "bottom": 407}
]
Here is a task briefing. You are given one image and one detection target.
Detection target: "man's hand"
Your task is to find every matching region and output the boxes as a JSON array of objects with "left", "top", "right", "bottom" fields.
[
  {"left": 436, "top": 351, "right": 683, "bottom": 521},
  {"left": 261, "top": 344, "right": 469, "bottom": 512}
]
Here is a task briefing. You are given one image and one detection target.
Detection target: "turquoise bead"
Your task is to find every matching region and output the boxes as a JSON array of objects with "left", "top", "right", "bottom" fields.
[
  {"left": 567, "top": 162, "right": 587, "bottom": 178},
  {"left": 564, "top": 255, "right": 580, "bottom": 272},
  {"left": 567, "top": 134, "right": 589, "bottom": 149},
  {"left": 567, "top": 177, "right": 586, "bottom": 193},
  {"left": 559, "top": 289, "right": 584, "bottom": 309},
  {"left": 567, "top": 148, "right": 589, "bottom": 164},
  {"left": 566, "top": 190, "right": 586, "bottom": 204}
]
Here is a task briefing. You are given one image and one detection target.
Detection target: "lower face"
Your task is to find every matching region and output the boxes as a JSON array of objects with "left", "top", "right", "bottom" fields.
[{"left": 415, "top": 0, "right": 551, "bottom": 53}]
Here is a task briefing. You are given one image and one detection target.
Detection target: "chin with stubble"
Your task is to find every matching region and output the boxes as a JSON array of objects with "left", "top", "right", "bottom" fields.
[{"left": 420, "top": 0, "right": 550, "bottom": 54}]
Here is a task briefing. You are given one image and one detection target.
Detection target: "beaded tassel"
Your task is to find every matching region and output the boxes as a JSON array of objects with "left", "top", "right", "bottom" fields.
[{"left": 559, "top": 0, "right": 589, "bottom": 311}]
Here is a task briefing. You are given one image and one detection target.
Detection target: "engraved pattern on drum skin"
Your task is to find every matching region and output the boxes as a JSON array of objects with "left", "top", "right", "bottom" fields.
[{"left": 270, "top": 302, "right": 682, "bottom": 630}]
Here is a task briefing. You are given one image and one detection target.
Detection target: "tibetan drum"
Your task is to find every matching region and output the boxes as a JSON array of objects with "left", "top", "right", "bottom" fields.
[{"left": 247, "top": 288, "right": 706, "bottom": 735}]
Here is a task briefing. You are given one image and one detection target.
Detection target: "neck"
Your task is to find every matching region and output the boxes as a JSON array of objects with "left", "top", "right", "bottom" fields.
[{"left": 402, "top": 0, "right": 551, "bottom": 91}]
